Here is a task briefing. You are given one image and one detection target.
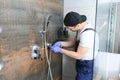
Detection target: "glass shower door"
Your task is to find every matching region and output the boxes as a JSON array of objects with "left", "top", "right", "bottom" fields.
[{"left": 93, "top": 0, "right": 120, "bottom": 80}]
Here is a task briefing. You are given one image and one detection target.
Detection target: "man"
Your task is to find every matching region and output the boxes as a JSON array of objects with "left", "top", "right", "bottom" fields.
[{"left": 50, "top": 11, "right": 99, "bottom": 80}]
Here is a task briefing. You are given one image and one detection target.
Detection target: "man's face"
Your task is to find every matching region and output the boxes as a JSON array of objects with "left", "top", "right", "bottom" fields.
[
  {"left": 67, "top": 26, "right": 76, "bottom": 32},
  {"left": 67, "top": 24, "right": 81, "bottom": 32}
]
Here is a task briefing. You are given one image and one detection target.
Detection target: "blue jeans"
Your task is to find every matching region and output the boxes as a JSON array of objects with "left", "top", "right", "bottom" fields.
[{"left": 75, "top": 60, "right": 93, "bottom": 80}]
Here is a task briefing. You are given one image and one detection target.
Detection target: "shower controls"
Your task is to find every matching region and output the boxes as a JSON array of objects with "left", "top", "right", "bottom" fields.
[
  {"left": 31, "top": 44, "right": 41, "bottom": 60},
  {"left": 47, "top": 43, "right": 52, "bottom": 47}
]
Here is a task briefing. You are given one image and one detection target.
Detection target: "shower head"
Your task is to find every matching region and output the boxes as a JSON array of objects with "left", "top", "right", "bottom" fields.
[
  {"left": 46, "top": 15, "right": 52, "bottom": 27},
  {"left": 43, "top": 15, "right": 52, "bottom": 31}
]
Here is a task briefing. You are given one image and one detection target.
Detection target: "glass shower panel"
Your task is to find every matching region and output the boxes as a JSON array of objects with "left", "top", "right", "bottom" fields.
[
  {"left": 114, "top": 2, "right": 120, "bottom": 53},
  {"left": 95, "top": 0, "right": 111, "bottom": 52},
  {"left": 107, "top": 3, "right": 117, "bottom": 53},
  {"left": 93, "top": 0, "right": 120, "bottom": 80}
]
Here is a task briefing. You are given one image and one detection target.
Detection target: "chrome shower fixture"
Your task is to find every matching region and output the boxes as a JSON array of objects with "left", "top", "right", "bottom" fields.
[
  {"left": 39, "top": 15, "right": 52, "bottom": 48},
  {"left": 31, "top": 44, "right": 41, "bottom": 60},
  {"left": 39, "top": 15, "right": 53, "bottom": 80},
  {"left": 46, "top": 15, "right": 52, "bottom": 27},
  {"left": 47, "top": 43, "right": 52, "bottom": 47},
  {"left": 0, "top": 60, "right": 4, "bottom": 71},
  {"left": 43, "top": 15, "right": 52, "bottom": 31}
]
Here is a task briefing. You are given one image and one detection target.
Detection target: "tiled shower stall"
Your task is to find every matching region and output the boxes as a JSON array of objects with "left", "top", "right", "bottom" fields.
[{"left": 0, "top": 0, "right": 63, "bottom": 80}]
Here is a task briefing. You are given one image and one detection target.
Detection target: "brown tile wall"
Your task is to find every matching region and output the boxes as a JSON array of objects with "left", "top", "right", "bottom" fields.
[{"left": 0, "top": 0, "right": 63, "bottom": 80}]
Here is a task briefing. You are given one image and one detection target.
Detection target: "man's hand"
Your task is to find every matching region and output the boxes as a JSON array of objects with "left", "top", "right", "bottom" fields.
[
  {"left": 50, "top": 46, "right": 62, "bottom": 53},
  {"left": 52, "top": 41, "right": 62, "bottom": 47}
]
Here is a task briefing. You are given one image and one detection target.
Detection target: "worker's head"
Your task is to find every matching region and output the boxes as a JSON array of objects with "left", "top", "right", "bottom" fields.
[{"left": 64, "top": 11, "right": 87, "bottom": 31}]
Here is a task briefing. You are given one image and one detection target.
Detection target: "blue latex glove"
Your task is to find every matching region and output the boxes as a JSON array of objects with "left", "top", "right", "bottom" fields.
[
  {"left": 50, "top": 46, "right": 62, "bottom": 53},
  {"left": 52, "top": 41, "right": 62, "bottom": 47}
]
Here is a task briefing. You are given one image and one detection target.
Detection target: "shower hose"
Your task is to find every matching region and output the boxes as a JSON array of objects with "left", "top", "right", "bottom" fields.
[
  {"left": 41, "top": 15, "right": 53, "bottom": 80},
  {"left": 44, "top": 34, "right": 53, "bottom": 80}
]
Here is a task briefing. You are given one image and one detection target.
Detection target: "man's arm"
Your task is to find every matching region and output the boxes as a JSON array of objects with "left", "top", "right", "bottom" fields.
[
  {"left": 61, "top": 45, "right": 89, "bottom": 60},
  {"left": 61, "top": 37, "right": 76, "bottom": 48}
]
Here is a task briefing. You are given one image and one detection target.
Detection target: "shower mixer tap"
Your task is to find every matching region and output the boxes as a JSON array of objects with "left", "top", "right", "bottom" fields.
[
  {"left": 47, "top": 43, "right": 52, "bottom": 47},
  {"left": 31, "top": 44, "right": 42, "bottom": 60}
]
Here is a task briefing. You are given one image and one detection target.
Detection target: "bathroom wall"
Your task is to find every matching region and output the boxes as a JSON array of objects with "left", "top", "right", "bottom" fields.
[
  {"left": 93, "top": 1, "right": 120, "bottom": 80},
  {"left": 0, "top": 0, "right": 63, "bottom": 80}
]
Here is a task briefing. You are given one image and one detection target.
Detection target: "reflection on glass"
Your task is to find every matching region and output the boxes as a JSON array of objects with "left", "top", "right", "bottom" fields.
[{"left": 93, "top": 0, "right": 120, "bottom": 80}]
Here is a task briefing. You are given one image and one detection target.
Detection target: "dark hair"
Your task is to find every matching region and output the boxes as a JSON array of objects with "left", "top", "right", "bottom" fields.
[{"left": 64, "top": 11, "right": 87, "bottom": 26}]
